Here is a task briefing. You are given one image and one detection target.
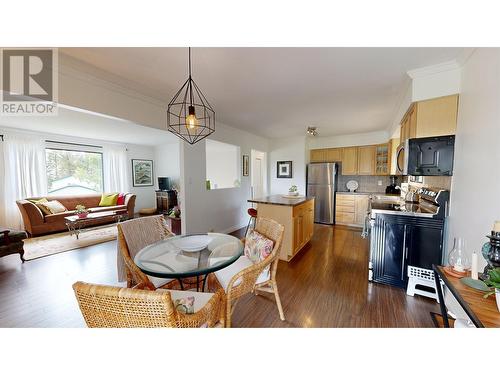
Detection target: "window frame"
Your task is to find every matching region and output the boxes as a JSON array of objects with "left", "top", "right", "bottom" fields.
[{"left": 44, "top": 144, "right": 105, "bottom": 195}]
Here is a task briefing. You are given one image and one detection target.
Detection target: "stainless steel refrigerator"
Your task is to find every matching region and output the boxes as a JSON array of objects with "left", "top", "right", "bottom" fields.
[{"left": 306, "top": 163, "right": 337, "bottom": 224}]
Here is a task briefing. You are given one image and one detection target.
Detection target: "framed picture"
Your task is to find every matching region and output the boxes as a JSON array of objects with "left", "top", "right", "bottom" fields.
[
  {"left": 277, "top": 161, "right": 293, "bottom": 178},
  {"left": 242, "top": 154, "right": 249, "bottom": 176},
  {"left": 132, "top": 159, "right": 154, "bottom": 186}
]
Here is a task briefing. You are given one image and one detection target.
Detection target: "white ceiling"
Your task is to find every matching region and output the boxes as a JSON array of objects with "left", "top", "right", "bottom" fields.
[
  {"left": 60, "top": 47, "right": 465, "bottom": 139},
  {"left": 0, "top": 105, "right": 177, "bottom": 146}
]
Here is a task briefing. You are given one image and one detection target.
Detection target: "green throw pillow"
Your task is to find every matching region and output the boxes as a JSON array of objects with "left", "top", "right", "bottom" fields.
[{"left": 98, "top": 193, "right": 119, "bottom": 207}]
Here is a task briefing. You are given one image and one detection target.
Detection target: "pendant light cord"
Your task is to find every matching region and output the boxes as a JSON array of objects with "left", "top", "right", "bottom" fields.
[{"left": 188, "top": 47, "right": 194, "bottom": 106}]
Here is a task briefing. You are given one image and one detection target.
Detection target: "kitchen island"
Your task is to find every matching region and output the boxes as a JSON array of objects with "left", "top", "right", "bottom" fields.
[{"left": 247, "top": 195, "right": 315, "bottom": 261}]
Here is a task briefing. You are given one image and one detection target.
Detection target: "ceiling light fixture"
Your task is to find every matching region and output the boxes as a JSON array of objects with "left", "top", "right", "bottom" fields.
[
  {"left": 167, "top": 47, "right": 215, "bottom": 145},
  {"left": 307, "top": 126, "right": 318, "bottom": 136}
]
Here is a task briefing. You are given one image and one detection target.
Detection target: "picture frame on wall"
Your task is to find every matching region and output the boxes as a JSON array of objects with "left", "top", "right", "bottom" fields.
[
  {"left": 132, "top": 159, "right": 154, "bottom": 186},
  {"left": 276, "top": 161, "right": 293, "bottom": 178},
  {"left": 242, "top": 154, "right": 249, "bottom": 176}
]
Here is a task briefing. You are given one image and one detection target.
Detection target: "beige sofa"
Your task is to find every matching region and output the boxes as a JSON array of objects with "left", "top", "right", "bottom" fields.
[{"left": 16, "top": 193, "right": 136, "bottom": 237}]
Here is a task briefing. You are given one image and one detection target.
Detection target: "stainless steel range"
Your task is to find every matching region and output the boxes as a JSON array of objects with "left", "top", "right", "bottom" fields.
[{"left": 367, "top": 187, "right": 450, "bottom": 290}]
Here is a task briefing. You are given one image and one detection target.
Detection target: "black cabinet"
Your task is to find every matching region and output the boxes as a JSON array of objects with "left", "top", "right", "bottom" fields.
[{"left": 370, "top": 214, "right": 444, "bottom": 288}]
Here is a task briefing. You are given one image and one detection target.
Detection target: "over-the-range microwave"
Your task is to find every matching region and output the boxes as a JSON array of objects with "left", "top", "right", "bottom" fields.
[{"left": 396, "top": 135, "right": 455, "bottom": 176}]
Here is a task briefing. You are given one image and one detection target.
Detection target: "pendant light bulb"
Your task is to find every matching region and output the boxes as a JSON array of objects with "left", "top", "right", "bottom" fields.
[{"left": 186, "top": 105, "right": 198, "bottom": 129}]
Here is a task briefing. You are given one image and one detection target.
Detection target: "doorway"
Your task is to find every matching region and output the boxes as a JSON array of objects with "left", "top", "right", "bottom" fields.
[{"left": 251, "top": 149, "right": 267, "bottom": 200}]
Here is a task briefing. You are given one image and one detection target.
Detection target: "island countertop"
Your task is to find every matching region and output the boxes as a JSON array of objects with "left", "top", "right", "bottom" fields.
[{"left": 247, "top": 195, "right": 315, "bottom": 207}]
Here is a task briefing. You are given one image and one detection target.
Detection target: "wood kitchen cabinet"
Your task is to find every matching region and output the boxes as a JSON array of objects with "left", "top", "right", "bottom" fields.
[
  {"left": 292, "top": 199, "right": 314, "bottom": 255},
  {"left": 252, "top": 197, "right": 315, "bottom": 261},
  {"left": 310, "top": 149, "right": 327, "bottom": 162},
  {"left": 357, "top": 145, "right": 376, "bottom": 175},
  {"left": 326, "top": 148, "right": 342, "bottom": 162},
  {"left": 400, "top": 94, "right": 458, "bottom": 145},
  {"left": 341, "top": 147, "right": 358, "bottom": 175},
  {"left": 335, "top": 193, "right": 369, "bottom": 227},
  {"left": 309, "top": 147, "right": 342, "bottom": 162}
]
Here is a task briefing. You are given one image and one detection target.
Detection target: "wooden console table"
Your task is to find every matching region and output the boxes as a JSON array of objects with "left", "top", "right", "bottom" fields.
[{"left": 433, "top": 265, "right": 500, "bottom": 328}]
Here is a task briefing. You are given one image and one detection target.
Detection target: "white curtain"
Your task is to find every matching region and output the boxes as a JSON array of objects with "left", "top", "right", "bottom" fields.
[
  {"left": 0, "top": 133, "right": 47, "bottom": 229},
  {"left": 103, "top": 145, "right": 130, "bottom": 193}
]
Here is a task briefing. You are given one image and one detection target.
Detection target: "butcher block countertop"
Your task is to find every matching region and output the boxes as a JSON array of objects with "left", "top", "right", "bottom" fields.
[{"left": 247, "top": 195, "right": 315, "bottom": 207}]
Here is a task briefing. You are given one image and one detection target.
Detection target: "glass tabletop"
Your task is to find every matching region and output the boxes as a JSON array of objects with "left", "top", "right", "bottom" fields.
[{"left": 134, "top": 233, "right": 244, "bottom": 278}]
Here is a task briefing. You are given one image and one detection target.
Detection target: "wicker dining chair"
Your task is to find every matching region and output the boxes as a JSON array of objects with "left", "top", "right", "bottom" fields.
[
  {"left": 215, "top": 217, "right": 285, "bottom": 327},
  {"left": 73, "top": 281, "right": 226, "bottom": 328},
  {"left": 117, "top": 216, "right": 175, "bottom": 290}
]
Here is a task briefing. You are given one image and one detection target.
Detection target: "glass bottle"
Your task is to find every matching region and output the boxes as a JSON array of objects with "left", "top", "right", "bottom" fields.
[{"left": 448, "top": 237, "right": 471, "bottom": 272}]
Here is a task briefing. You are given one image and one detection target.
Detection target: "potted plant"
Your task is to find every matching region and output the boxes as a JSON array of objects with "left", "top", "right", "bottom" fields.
[
  {"left": 483, "top": 267, "right": 500, "bottom": 312},
  {"left": 75, "top": 205, "right": 89, "bottom": 219},
  {"left": 289, "top": 185, "right": 299, "bottom": 196},
  {"left": 168, "top": 206, "right": 181, "bottom": 218}
]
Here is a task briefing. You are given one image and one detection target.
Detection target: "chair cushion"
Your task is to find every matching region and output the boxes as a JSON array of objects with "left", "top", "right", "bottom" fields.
[
  {"left": 244, "top": 230, "right": 274, "bottom": 263},
  {"left": 148, "top": 276, "right": 173, "bottom": 289},
  {"left": 45, "top": 210, "right": 76, "bottom": 223},
  {"left": 156, "top": 289, "right": 214, "bottom": 313},
  {"left": 214, "top": 255, "right": 270, "bottom": 292}
]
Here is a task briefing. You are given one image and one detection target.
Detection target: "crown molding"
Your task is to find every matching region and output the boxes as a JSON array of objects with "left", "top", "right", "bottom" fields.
[
  {"left": 58, "top": 53, "right": 167, "bottom": 108},
  {"left": 407, "top": 60, "right": 461, "bottom": 79}
]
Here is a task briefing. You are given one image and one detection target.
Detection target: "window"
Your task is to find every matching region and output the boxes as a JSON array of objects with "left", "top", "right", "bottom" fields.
[
  {"left": 205, "top": 139, "right": 240, "bottom": 190},
  {"left": 45, "top": 148, "right": 104, "bottom": 195}
]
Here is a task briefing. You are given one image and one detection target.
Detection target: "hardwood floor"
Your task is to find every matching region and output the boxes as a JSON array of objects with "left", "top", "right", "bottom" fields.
[{"left": 0, "top": 224, "right": 439, "bottom": 327}]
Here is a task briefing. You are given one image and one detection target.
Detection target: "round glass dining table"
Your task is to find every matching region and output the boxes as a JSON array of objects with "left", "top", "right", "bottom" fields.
[{"left": 134, "top": 233, "right": 243, "bottom": 291}]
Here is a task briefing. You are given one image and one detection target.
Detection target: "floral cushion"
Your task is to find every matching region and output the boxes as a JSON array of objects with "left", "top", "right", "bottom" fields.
[
  {"left": 174, "top": 296, "right": 195, "bottom": 314},
  {"left": 244, "top": 230, "right": 274, "bottom": 263}
]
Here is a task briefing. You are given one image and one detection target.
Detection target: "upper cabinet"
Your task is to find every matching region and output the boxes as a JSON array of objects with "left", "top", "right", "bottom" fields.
[
  {"left": 357, "top": 145, "right": 376, "bottom": 175},
  {"left": 310, "top": 149, "right": 327, "bottom": 162},
  {"left": 309, "top": 144, "right": 389, "bottom": 176},
  {"left": 342, "top": 147, "right": 359, "bottom": 175},
  {"left": 400, "top": 94, "right": 458, "bottom": 145},
  {"left": 326, "top": 148, "right": 342, "bottom": 162}
]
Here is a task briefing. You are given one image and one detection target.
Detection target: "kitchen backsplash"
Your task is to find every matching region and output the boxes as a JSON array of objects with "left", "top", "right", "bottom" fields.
[{"left": 337, "top": 175, "right": 397, "bottom": 193}]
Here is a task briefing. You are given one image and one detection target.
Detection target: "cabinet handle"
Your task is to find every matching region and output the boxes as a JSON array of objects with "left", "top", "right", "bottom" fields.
[{"left": 401, "top": 229, "right": 407, "bottom": 279}]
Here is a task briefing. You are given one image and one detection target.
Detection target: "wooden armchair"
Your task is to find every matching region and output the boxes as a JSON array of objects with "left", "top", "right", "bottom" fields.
[
  {"left": 215, "top": 217, "right": 285, "bottom": 327},
  {"left": 73, "top": 281, "right": 226, "bottom": 328}
]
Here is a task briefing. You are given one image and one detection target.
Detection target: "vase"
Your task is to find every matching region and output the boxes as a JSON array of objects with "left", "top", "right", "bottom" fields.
[
  {"left": 448, "top": 237, "right": 470, "bottom": 272},
  {"left": 496, "top": 289, "right": 500, "bottom": 313},
  {"left": 77, "top": 212, "right": 88, "bottom": 219}
]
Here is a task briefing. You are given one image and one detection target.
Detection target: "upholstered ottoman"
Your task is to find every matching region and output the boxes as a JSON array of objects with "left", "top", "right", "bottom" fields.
[{"left": 0, "top": 228, "right": 27, "bottom": 262}]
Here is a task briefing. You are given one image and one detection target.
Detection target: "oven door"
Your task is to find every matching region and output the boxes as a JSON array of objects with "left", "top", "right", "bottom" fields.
[{"left": 396, "top": 141, "right": 408, "bottom": 175}]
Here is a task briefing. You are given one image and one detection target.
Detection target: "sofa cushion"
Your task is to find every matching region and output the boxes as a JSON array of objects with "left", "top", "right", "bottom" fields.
[
  {"left": 116, "top": 193, "right": 126, "bottom": 205},
  {"left": 99, "top": 193, "right": 119, "bottom": 207},
  {"left": 45, "top": 211, "right": 75, "bottom": 223},
  {"left": 39, "top": 200, "right": 68, "bottom": 214},
  {"left": 89, "top": 205, "right": 127, "bottom": 214}
]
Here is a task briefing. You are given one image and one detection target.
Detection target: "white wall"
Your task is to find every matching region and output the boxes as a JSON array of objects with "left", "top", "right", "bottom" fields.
[
  {"left": 126, "top": 144, "right": 157, "bottom": 212},
  {"left": 307, "top": 130, "right": 389, "bottom": 150},
  {"left": 448, "top": 48, "right": 500, "bottom": 269},
  {"left": 154, "top": 140, "right": 181, "bottom": 189},
  {"left": 180, "top": 123, "right": 269, "bottom": 234},
  {"left": 269, "top": 136, "right": 307, "bottom": 196}
]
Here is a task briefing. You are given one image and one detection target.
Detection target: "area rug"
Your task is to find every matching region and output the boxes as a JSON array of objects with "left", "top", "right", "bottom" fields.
[{"left": 23, "top": 226, "right": 118, "bottom": 260}]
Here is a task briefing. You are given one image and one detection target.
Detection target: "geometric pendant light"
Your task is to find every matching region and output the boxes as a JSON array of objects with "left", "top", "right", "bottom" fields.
[{"left": 167, "top": 47, "right": 216, "bottom": 145}]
